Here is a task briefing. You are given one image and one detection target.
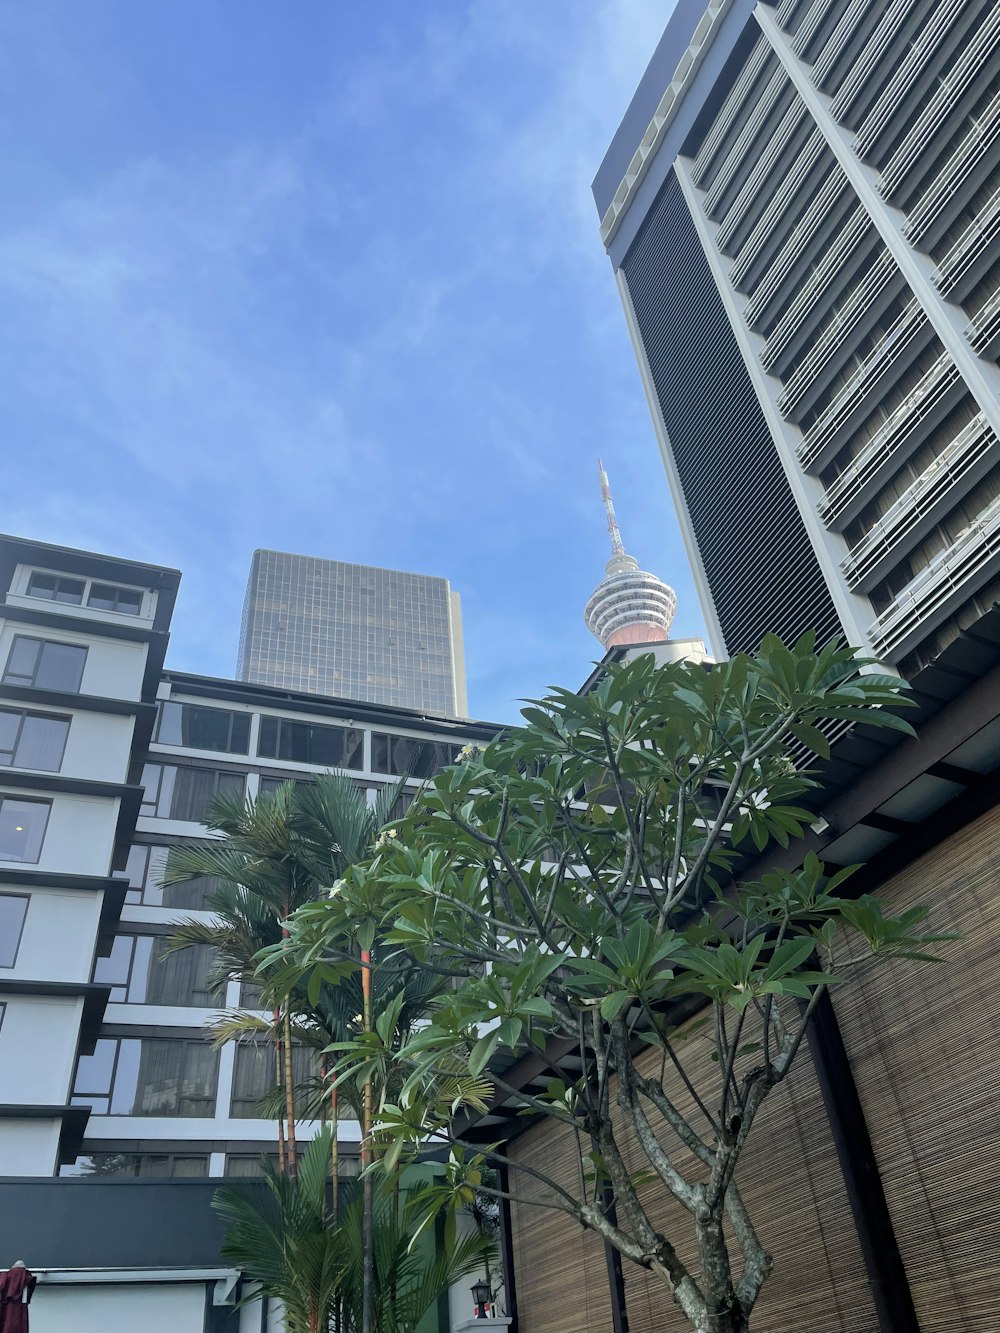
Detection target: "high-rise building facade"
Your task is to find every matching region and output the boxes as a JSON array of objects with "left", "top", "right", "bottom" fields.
[
  {"left": 237, "top": 549, "right": 468, "bottom": 717},
  {"left": 595, "top": 0, "right": 1000, "bottom": 674},
  {"left": 0, "top": 532, "right": 496, "bottom": 1332}
]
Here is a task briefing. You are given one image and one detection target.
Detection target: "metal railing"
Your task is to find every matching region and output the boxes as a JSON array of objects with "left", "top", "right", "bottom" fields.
[
  {"left": 933, "top": 185, "right": 1000, "bottom": 296},
  {"left": 842, "top": 413, "right": 995, "bottom": 588},
  {"left": 777, "top": 252, "right": 901, "bottom": 416},
  {"left": 761, "top": 208, "right": 870, "bottom": 369},
  {"left": 868, "top": 491, "right": 1000, "bottom": 658},
  {"left": 692, "top": 42, "right": 771, "bottom": 186},
  {"left": 878, "top": 5, "right": 1000, "bottom": 197},
  {"left": 717, "top": 100, "right": 807, "bottom": 250},
  {"left": 854, "top": 0, "right": 967, "bottom": 161},
  {"left": 905, "top": 84, "right": 1000, "bottom": 244},
  {"left": 730, "top": 133, "right": 826, "bottom": 286},
  {"left": 744, "top": 167, "right": 848, "bottom": 327},
  {"left": 830, "top": 0, "right": 922, "bottom": 123},
  {"left": 818, "top": 351, "right": 960, "bottom": 525}
]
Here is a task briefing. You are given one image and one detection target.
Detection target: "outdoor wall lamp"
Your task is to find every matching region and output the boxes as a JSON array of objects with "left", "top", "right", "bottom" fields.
[{"left": 471, "top": 1278, "right": 492, "bottom": 1319}]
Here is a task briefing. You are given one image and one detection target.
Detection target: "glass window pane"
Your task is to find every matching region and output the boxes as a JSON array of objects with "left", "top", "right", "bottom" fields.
[
  {"left": 0, "top": 799, "right": 50, "bottom": 862},
  {"left": 0, "top": 895, "right": 29, "bottom": 966},
  {"left": 28, "top": 573, "right": 84, "bottom": 605},
  {"left": 14, "top": 714, "right": 69, "bottom": 771},
  {"left": 0, "top": 711, "right": 20, "bottom": 763},
  {"left": 155, "top": 702, "right": 183, "bottom": 746},
  {"left": 87, "top": 582, "right": 142, "bottom": 614},
  {"left": 110, "top": 1039, "right": 141, "bottom": 1114},
  {"left": 146, "top": 941, "right": 216, "bottom": 1007},
  {"left": 36, "top": 642, "right": 87, "bottom": 693},
  {"left": 92, "top": 935, "right": 135, "bottom": 1000},
  {"left": 74, "top": 1039, "right": 117, "bottom": 1095},
  {"left": 257, "top": 716, "right": 279, "bottom": 758},
  {"left": 371, "top": 734, "right": 390, "bottom": 772},
  {"left": 156, "top": 703, "right": 250, "bottom": 754},
  {"left": 3, "top": 638, "right": 40, "bottom": 687}
]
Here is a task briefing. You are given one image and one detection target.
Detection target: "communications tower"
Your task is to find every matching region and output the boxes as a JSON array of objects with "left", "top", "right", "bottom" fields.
[{"left": 584, "top": 461, "right": 677, "bottom": 649}]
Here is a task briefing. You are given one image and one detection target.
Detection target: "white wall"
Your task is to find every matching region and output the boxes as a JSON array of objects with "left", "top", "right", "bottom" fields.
[
  {"left": 0, "top": 995, "right": 83, "bottom": 1104},
  {"left": 0, "top": 1118, "right": 60, "bottom": 1175},
  {"left": 0, "top": 619, "right": 149, "bottom": 702},
  {"left": 6, "top": 887, "right": 103, "bottom": 984},
  {"left": 59, "top": 712, "right": 135, "bottom": 783},
  {"left": 33, "top": 1281, "right": 206, "bottom": 1333},
  {"left": 1, "top": 791, "right": 120, "bottom": 878}
]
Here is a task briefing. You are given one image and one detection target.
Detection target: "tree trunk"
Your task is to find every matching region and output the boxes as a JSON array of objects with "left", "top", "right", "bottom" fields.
[
  {"left": 273, "top": 1009, "right": 286, "bottom": 1175},
  {"left": 361, "top": 946, "right": 374, "bottom": 1333},
  {"left": 283, "top": 1006, "right": 298, "bottom": 1177}
]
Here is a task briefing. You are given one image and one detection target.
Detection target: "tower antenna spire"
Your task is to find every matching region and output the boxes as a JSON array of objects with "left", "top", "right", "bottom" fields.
[{"left": 598, "top": 458, "right": 626, "bottom": 558}]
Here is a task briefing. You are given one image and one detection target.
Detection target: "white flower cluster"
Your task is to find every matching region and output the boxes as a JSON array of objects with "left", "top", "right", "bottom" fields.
[
  {"left": 327, "top": 878, "right": 347, "bottom": 899},
  {"left": 457, "top": 742, "right": 487, "bottom": 763},
  {"left": 375, "top": 827, "right": 400, "bottom": 849}
]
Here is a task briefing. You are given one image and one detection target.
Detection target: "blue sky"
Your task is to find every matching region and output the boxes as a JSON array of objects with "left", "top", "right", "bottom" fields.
[{"left": 0, "top": 0, "right": 701, "bottom": 723}]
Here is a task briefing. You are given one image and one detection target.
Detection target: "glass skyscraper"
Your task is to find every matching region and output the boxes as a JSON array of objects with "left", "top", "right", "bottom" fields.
[{"left": 236, "top": 549, "right": 468, "bottom": 715}]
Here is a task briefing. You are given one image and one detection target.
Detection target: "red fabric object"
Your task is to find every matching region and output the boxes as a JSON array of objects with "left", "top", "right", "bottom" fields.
[{"left": 0, "top": 1267, "right": 36, "bottom": 1333}]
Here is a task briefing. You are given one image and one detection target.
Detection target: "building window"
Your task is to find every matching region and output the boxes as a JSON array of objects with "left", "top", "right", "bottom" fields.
[
  {"left": 72, "top": 1037, "right": 219, "bottom": 1116},
  {"left": 122, "top": 843, "right": 221, "bottom": 910},
  {"left": 0, "top": 709, "right": 70, "bottom": 772},
  {"left": 26, "top": 572, "right": 85, "bottom": 605},
  {"left": 60, "top": 1152, "right": 208, "bottom": 1178},
  {"left": 93, "top": 934, "right": 217, "bottom": 1006},
  {"left": 0, "top": 797, "right": 50, "bottom": 863},
  {"left": 370, "top": 733, "right": 459, "bottom": 779},
  {"left": 0, "top": 894, "right": 29, "bottom": 967},
  {"left": 140, "top": 763, "right": 245, "bottom": 822},
  {"left": 87, "top": 582, "right": 143, "bottom": 615},
  {"left": 2, "top": 637, "right": 88, "bottom": 693},
  {"left": 155, "top": 702, "right": 251, "bottom": 754},
  {"left": 224, "top": 1154, "right": 281, "bottom": 1178},
  {"left": 257, "top": 716, "right": 362, "bottom": 770},
  {"left": 231, "top": 1042, "right": 321, "bottom": 1119}
]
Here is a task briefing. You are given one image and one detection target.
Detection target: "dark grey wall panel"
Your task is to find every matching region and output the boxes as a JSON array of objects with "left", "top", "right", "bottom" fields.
[
  {"left": 0, "top": 1179, "right": 259, "bottom": 1268},
  {"left": 621, "top": 171, "right": 842, "bottom": 654}
]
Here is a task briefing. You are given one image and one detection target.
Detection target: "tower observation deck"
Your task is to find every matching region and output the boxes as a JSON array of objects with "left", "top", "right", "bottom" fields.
[{"left": 584, "top": 460, "right": 677, "bottom": 649}]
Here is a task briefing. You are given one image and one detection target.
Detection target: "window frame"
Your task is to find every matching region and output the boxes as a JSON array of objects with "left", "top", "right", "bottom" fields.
[
  {"left": 86, "top": 582, "right": 144, "bottom": 616},
  {"left": 2, "top": 636, "right": 89, "bottom": 693},
  {"left": 139, "top": 762, "right": 246, "bottom": 822},
  {"left": 0, "top": 893, "right": 29, "bottom": 967},
  {"left": 72, "top": 1036, "right": 220, "bottom": 1117},
  {"left": 256, "top": 715, "right": 363, "bottom": 770},
  {"left": 93, "top": 932, "right": 217, "bottom": 1007},
  {"left": 155, "top": 701, "right": 251, "bottom": 755},
  {"left": 0, "top": 796, "right": 52, "bottom": 864},
  {"left": 0, "top": 707, "right": 71, "bottom": 772},
  {"left": 26, "top": 571, "right": 85, "bottom": 605}
]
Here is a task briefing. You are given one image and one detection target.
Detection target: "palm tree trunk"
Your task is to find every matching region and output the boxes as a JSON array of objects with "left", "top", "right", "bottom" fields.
[
  {"left": 283, "top": 1006, "right": 298, "bottom": 1177},
  {"left": 330, "top": 1064, "right": 340, "bottom": 1220},
  {"left": 273, "top": 1009, "right": 286, "bottom": 1175},
  {"left": 361, "top": 945, "right": 374, "bottom": 1333}
]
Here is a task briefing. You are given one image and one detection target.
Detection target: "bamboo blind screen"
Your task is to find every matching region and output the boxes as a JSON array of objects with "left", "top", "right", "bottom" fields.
[
  {"left": 829, "top": 801, "right": 1000, "bottom": 1333},
  {"left": 506, "top": 1018, "right": 877, "bottom": 1333},
  {"left": 508, "top": 1118, "right": 614, "bottom": 1333},
  {"left": 616, "top": 1030, "right": 878, "bottom": 1333}
]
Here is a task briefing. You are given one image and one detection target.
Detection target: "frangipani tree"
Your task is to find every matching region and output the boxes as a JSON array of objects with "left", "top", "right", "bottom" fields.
[{"left": 277, "top": 637, "right": 953, "bottom": 1333}]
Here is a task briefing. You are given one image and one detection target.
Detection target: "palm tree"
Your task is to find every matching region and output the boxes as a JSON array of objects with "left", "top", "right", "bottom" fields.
[
  {"left": 214, "top": 1130, "right": 497, "bottom": 1333},
  {"left": 164, "top": 773, "right": 408, "bottom": 1175},
  {"left": 214, "top": 1129, "right": 344, "bottom": 1333}
]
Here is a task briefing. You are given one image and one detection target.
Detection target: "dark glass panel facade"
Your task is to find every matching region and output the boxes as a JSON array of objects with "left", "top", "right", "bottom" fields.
[
  {"left": 257, "top": 716, "right": 362, "bottom": 769},
  {"left": 156, "top": 702, "right": 251, "bottom": 754},
  {"left": 620, "top": 171, "right": 842, "bottom": 653},
  {"left": 371, "top": 733, "right": 458, "bottom": 779}
]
